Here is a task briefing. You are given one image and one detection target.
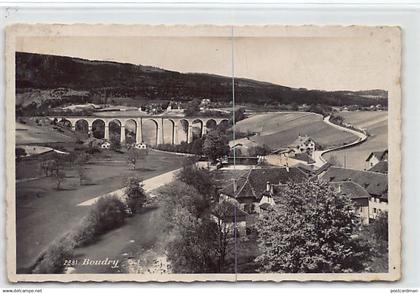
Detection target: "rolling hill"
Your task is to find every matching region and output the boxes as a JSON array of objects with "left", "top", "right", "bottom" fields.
[
  {"left": 230, "top": 112, "right": 358, "bottom": 152},
  {"left": 16, "top": 52, "right": 387, "bottom": 111},
  {"left": 324, "top": 111, "right": 388, "bottom": 170}
]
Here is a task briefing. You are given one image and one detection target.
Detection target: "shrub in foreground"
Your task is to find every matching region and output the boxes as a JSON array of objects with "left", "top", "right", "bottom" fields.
[{"left": 33, "top": 237, "right": 75, "bottom": 274}]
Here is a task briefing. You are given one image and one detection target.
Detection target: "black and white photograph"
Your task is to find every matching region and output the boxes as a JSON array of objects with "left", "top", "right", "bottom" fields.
[{"left": 5, "top": 24, "right": 401, "bottom": 282}]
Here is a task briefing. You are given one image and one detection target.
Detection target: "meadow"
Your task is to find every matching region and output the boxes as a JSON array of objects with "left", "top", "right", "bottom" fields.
[
  {"left": 232, "top": 112, "right": 358, "bottom": 152},
  {"left": 324, "top": 111, "right": 387, "bottom": 170}
]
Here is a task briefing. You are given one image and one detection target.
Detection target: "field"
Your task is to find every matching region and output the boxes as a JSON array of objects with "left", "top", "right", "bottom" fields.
[
  {"left": 16, "top": 121, "right": 75, "bottom": 145},
  {"left": 324, "top": 111, "right": 387, "bottom": 170},
  {"left": 232, "top": 112, "right": 358, "bottom": 152},
  {"left": 15, "top": 149, "right": 185, "bottom": 272}
]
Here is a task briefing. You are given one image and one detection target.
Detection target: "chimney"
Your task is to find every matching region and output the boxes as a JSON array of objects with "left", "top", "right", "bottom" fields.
[
  {"left": 266, "top": 181, "right": 271, "bottom": 192},
  {"left": 338, "top": 184, "right": 341, "bottom": 193}
]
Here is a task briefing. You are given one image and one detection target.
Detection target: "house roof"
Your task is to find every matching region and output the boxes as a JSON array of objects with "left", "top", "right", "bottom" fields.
[
  {"left": 330, "top": 181, "right": 370, "bottom": 199},
  {"left": 211, "top": 201, "right": 248, "bottom": 222},
  {"left": 321, "top": 167, "right": 388, "bottom": 198},
  {"left": 368, "top": 161, "right": 388, "bottom": 174},
  {"left": 366, "top": 150, "right": 388, "bottom": 162},
  {"left": 219, "top": 167, "right": 307, "bottom": 201}
]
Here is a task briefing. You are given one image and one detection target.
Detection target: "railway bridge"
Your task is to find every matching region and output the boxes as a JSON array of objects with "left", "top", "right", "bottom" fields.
[{"left": 48, "top": 115, "right": 230, "bottom": 145}]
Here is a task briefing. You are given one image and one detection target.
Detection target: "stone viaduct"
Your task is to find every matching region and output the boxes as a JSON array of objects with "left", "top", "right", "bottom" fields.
[{"left": 49, "top": 115, "right": 230, "bottom": 145}]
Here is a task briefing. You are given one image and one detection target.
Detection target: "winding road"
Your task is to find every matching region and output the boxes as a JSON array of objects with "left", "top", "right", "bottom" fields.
[{"left": 313, "top": 115, "right": 368, "bottom": 167}]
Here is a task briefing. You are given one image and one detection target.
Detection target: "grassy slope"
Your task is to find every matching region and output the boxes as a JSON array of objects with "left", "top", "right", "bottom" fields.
[
  {"left": 324, "top": 111, "right": 387, "bottom": 170},
  {"left": 15, "top": 149, "right": 185, "bottom": 272},
  {"left": 16, "top": 121, "right": 75, "bottom": 145},
  {"left": 232, "top": 112, "right": 358, "bottom": 151}
]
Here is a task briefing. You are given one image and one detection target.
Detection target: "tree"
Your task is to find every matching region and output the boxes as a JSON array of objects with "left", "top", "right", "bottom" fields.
[
  {"left": 124, "top": 177, "right": 146, "bottom": 213},
  {"left": 127, "top": 147, "right": 140, "bottom": 170},
  {"left": 211, "top": 202, "right": 235, "bottom": 272},
  {"left": 372, "top": 211, "right": 388, "bottom": 242},
  {"left": 190, "top": 137, "right": 204, "bottom": 155},
  {"left": 166, "top": 208, "right": 218, "bottom": 273},
  {"left": 248, "top": 144, "right": 272, "bottom": 157},
  {"left": 158, "top": 180, "right": 209, "bottom": 227},
  {"left": 203, "top": 130, "right": 230, "bottom": 163},
  {"left": 54, "top": 170, "right": 66, "bottom": 190},
  {"left": 229, "top": 107, "right": 246, "bottom": 125},
  {"left": 184, "top": 98, "right": 201, "bottom": 116},
  {"left": 255, "top": 180, "right": 371, "bottom": 273},
  {"left": 177, "top": 161, "right": 215, "bottom": 200}
]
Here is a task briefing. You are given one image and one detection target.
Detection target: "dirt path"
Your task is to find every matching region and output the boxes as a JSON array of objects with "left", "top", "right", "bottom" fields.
[
  {"left": 77, "top": 168, "right": 180, "bottom": 206},
  {"left": 313, "top": 116, "right": 368, "bottom": 167}
]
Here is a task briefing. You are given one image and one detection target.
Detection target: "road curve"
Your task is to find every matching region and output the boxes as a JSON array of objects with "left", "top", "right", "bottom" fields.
[{"left": 313, "top": 115, "right": 368, "bottom": 167}]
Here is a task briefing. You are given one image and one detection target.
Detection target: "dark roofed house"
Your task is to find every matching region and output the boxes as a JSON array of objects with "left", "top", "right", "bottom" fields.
[
  {"left": 321, "top": 167, "right": 388, "bottom": 222},
  {"left": 330, "top": 181, "right": 370, "bottom": 224},
  {"left": 321, "top": 167, "right": 388, "bottom": 198},
  {"left": 368, "top": 161, "right": 388, "bottom": 174},
  {"left": 366, "top": 149, "right": 388, "bottom": 169},
  {"left": 219, "top": 167, "right": 307, "bottom": 214}
]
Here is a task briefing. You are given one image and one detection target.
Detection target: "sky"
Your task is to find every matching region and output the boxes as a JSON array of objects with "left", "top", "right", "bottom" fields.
[{"left": 15, "top": 27, "right": 400, "bottom": 92}]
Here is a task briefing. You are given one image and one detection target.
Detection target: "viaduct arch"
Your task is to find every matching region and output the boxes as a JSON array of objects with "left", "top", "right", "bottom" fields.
[{"left": 53, "top": 116, "right": 229, "bottom": 146}]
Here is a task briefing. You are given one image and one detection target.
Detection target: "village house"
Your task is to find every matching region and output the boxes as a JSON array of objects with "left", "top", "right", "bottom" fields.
[
  {"left": 368, "top": 160, "right": 388, "bottom": 174},
  {"left": 218, "top": 167, "right": 307, "bottom": 228},
  {"left": 100, "top": 141, "right": 111, "bottom": 149},
  {"left": 365, "top": 149, "right": 388, "bottom": 169},
  {"left": 330, "top": 181, "right": 370, "bottom": 224},
  {"left": 321, "top": 166, "right": 388, "bottom": 222},
  {"left": 134, "top": 142, "right": 147, "bottom": 150},
  {"left": 265, "top": 135, "right": 316, "bottom": 168},
  {"left": 200, "top": 98, "right": 211, "bottom": 110}
]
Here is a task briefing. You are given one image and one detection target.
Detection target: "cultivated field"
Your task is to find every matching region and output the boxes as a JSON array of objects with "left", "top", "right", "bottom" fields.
[
  {"left": 324, "top": 111, "right": 387, "bottom": 170},
  {"left": 232, "top": 112, "right": 358, "bottom": 152}
]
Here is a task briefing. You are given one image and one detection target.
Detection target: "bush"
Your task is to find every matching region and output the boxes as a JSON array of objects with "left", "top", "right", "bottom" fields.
[
  {"left": 372, "top": 211, "right": 388, "bottom": 242},
  {"left": 248, "top": 144, "right": 272, "bottom": 156},
  {"left": 33, "top": 237, "right": 75, "bottom": 274},
  {"left": 89, "top": 195, "right": 127, "bottom": 235},
  {"left": 15, "top": 147, "right": 27, "bottom": 159}
]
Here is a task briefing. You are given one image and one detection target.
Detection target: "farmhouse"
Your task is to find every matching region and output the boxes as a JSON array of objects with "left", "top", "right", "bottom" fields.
[
  {"left": 100, "top": 141, "right": 111, "bottom": 149},
  {"left": 365, "top": 150, "right": 388, "bottom": 169},
  {"left": 321, "top": 167, "right": 388, "bottom": 221},
  {"left": 330, "top": 181, "right": 370, "bottom": 225},
  {"left": 218, "top": 167, "right": 307, "bottom": 214},
  {"left": 134, "top": 142, "right": 147, "bottom": 150},
  {"left": 265, "top": 144, "right": 316, "bottom": 169}
]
